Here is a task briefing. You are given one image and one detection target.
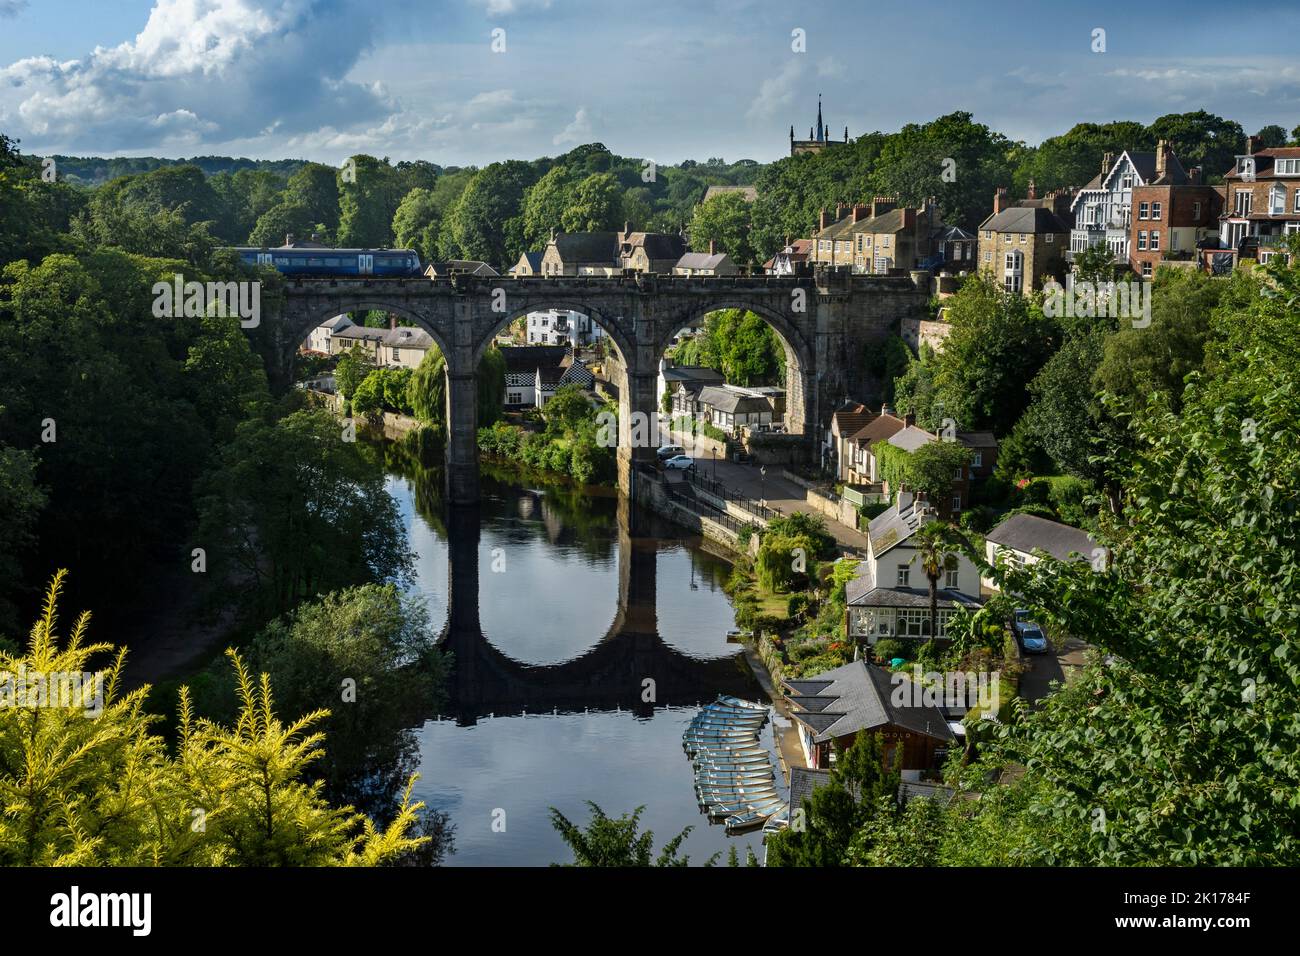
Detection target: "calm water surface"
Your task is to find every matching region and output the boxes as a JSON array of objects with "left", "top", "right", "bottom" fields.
[{"left": 383, "top": 460, "right": 779, "bottom": 866}]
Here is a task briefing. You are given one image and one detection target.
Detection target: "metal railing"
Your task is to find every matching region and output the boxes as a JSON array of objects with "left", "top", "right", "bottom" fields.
[{"left": 684, "top": 468, "right": 782, "bottom": 521}]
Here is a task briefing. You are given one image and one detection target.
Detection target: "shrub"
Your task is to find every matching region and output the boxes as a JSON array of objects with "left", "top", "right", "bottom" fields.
[
  {"left": 787, "top": 592, "right": 813, "bottom": 621},
  {"left": 874, "top": 638, "right": 908, "bottom": 661}
]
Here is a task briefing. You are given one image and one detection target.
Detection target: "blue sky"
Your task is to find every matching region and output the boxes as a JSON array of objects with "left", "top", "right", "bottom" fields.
[{"left": 1, "top": 0, "right": 1298, "bottom": 166}]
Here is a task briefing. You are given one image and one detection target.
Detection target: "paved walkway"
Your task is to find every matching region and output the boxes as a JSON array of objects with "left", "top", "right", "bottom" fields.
[
  {"left": 665, "top": 423, "right": 869, "bottom": 554},
  {"left": 1018, "top": 635, "right": 1089, "bottom": 705}
]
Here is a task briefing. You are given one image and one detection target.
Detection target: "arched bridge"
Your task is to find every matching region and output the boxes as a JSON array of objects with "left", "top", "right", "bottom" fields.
[{"left": 264, "top": 269, "right": 930, "bottom": 503}]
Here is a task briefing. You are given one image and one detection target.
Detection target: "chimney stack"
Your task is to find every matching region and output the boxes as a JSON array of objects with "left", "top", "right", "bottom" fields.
[
  {"left": 870, "top": 196, "right": 896, "bottom": 218},
  {"left": 285, "top": 233, "right": 294, "bottom": 246},
  {"left": 389, "top": 313, "right": 397, "bottom": 331},
  {"left": 835, "top": 202, "right": 845, "bottom": 221},
  {"left": 1101, "top": 152, "right": 1114, "bottom": 176},
  {"left": 993, "top": 187, "right": 1009, "bottom": 215},
  {"left": 1026, "top": 178, "right": 1037, "bottom": 200},
  {"left": 1245, "top": 136, "right": 1256, "bottom": 155},
  {"left": 904, "top": 410, "right": 917, "bottom": 427},
  {"left": 852, "top": 203, "right": 869, "bottom": 223},
  {"left": 1189, "top": 165, "right": 1202, "bottom": 185},
  {"left": 819, "top": 208, "right": 830, "bottom": 230},
  {"left": 708, "top": 239, "right": 717, "bottom": 256},
  {"left": 1155, "top": 139, "right": 1169, "bottom": 178}
]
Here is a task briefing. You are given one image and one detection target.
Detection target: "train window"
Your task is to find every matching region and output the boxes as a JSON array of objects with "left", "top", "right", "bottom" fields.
[
  {"left": 308, "top": 258, "right": 324, "bottom": 266},
  {"left": 325, "top": 257, "right": 342, "bottom": 267},
  {"left": 378, "top": 256, "right": 398, "bottom": 267},
  {"left": 274, "top": 257, "right": 291, "bottom": 265}
]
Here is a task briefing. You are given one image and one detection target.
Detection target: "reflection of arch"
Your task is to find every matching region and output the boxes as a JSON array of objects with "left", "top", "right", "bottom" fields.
[
  {"left": 655, "top": 299, "right": 813, "bottom": 379},
  {"left": 472, "top": 299, "right": 632, "bottom": 368},
  {"left": 437, "top": 501, "right": 761, "bottom": 724},
  {"left": 288, "top": 301, "right": 452, "bottom": 361}
]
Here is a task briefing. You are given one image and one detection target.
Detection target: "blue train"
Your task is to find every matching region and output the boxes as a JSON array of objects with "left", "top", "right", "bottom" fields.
[{"left": 233, "top": 246, "right": 423, "bottom": 277}]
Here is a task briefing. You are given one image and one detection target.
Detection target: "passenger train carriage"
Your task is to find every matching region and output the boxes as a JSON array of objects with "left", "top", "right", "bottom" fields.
[{"left": 233, "top": 247, "right": 423, "bottom": 277}]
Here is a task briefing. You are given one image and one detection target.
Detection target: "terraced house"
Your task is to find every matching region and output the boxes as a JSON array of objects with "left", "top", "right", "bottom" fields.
[
  {"left": 808, "top": 198, "right": 956, "bottom": 274},
  {"left": 1209, "top": 139, "right": 1300, "bottom": 272}
]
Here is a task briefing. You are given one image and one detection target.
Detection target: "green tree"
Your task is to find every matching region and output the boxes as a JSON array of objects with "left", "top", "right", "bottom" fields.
[
  {"left": 336, "top": 155, "right": 405, "bottom": 248},
  {"left": 392, "top": 187, "right": 441, "bottom": 260},
  {"left": 766, "top": 732, "right": 901, "bottom": 866},
  {"left": 549, "top": 802, "right": 693, "bottom": 866},
  {"left": 334, "top": 344, "right": 376, "bottom": 400},
  {"left": 688, "top": 192, "right": 755, "bottom": 266},
  {"left": 929, "top": 274, "right": 1059, "bottom": 433},
  {"left": 196, "top": 408, "right": 414, "bottom": 615},
  {"left": 560, "top": 172, "right": 624, "bottom": 233}
]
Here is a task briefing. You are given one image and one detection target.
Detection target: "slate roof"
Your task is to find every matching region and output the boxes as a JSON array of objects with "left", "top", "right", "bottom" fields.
[
  {"left": 551, "top": 232, "right": 619, "bottom": 264},
  {"left": 510, "top": 251, "right": 543, "bottom": 274},
  {"left": 888, "top": 425, "right": 937, "bottom": 453},
  {"left": 622, "top": 232, "right": 686, "bottom": 261},
  {"left": 979, "top": 206, "right": 1070, "bottom": 234},
  {"left": 498, "top": 345, "right": 569, "bottom": 373},
  {"left": 697, "top": 385, "right": 772, "bottom": 415},
  {"left": 1224, "top": 146, "right": 1300, "bottom": 181},
  {"left": 782, "top": 661, "right": 956, "bottom": 744},
  {"left": 662, "top": 365, "right": 725, "bottom": 385},
  {"left": 848, "top": 585, "right": 982, "bottom": 611},
  {"left": 985, "top": 513, "right": 1098, "bottom": 562},
  {"left": 898, "top": 780, "right": 957, "bottom": 805},
  {"left": 675, "top": 252, "right": 731, "bottom": 271},
  {"left": 426, "top": 260, "right": 499, "bottom": 277},
  {"left": 789, "top": 767, "right": 833, "bottom": 817},
  {"left": 320, "top": 315, "right": 353, "bottom": 333},
  {"left": 333, "top": 325, "right": 387, "bottom": 342},
  {"left": 382, "top": 326, "right": 434, "bottom": 349}
]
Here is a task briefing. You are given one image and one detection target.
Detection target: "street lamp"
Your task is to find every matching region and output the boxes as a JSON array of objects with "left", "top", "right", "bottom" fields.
[{"left": 760, "top": 465, "right": 767, "bottom": 508}]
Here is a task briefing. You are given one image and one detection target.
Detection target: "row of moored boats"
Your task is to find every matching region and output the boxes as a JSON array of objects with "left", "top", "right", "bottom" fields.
[{"left": 683, "top": 696, "right": 789, "bottom": 834}]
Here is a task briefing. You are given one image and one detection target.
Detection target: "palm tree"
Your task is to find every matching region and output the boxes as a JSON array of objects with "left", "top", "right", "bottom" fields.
[{"left": 910, "top": 521, "right": 952, "bottom": 642}]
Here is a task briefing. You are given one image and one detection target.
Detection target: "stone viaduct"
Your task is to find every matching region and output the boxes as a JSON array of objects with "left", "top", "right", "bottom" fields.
[{"left": 265, "top": 268, "right": 930, "bottom": 504}]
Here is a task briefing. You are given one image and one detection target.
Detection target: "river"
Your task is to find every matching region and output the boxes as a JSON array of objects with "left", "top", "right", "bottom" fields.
[{"left": 376, "top": 444, "right": 779, "bottom": 866}]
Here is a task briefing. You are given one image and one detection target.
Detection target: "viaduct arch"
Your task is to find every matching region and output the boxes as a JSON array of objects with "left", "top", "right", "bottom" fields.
[{"left": 269, "top": 269, "right": 930, "bottom": 505}]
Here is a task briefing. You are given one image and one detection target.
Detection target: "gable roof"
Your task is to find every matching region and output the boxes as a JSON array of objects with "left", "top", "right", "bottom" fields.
[
  {"left": 697, "top": 385, "right": 772, "bottom": 415},
  {"left": 382, "top": 326, "right": 433, "bottom": 349},
  {"left": 979, "top": 206, "right": 1070, "bottom": 235},
  {"left": 849, "top": 412, "right": 908, "bottom": 447},
  {"left": 866, "top": 492, "right": 929, "bottom": 558},
  {"left": 782, "top": 661, "right": 956, "bottom": 744},
  {"left": 621, "top": 232, "right": 686, "bottom": 261},
  {"left": 675, "top": 251, "right": 731, "bottom": 271},
  {"left": 426, "top": 260, "right": 498, "bottom": 277},
  {"left": 550, "top": 232, "right": 619, "bottom": 264},
  {"left": 1224, "top": 146, "right": 1300, "bottom": 181},
  {"left": 985, "top": 513, "right": 1098, "bottom": 562},
  {"left": 510, "top": 251, "right": 543, "bottom": 273},
  {"left": 888, "top": 425, "right": 937, "bottom": 453},
  {"left": 831, "top": 402, "right": 875, "bottom": 437},
  {"left": 789, "top": 767, "right": 833, "bottom": 817},
  {"left": 662, "top": 364, "right": 725, "bottom": 385},
  {"left": 498, "top": 345, "right": 570, "bottom": 373}
]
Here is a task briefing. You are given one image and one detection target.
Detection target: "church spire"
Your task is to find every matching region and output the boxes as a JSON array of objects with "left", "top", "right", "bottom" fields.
[{"left": 816, "top": 94, "right": 824, "bottom": 142}]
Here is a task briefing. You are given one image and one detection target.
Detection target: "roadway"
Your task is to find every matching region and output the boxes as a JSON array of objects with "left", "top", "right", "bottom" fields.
[{"left": 659, "top": 417, "right": 870, "bottom": 554}]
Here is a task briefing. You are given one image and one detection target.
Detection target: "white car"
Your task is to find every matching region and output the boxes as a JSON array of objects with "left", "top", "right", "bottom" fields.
[{"left": 663, "top": 455, "right": 695, "bottom": 470}]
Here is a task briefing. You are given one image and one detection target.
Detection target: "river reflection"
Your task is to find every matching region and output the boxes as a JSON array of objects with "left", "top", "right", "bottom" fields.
[{"left": 374, "top": 440, "right": 777, "bottom": 866}]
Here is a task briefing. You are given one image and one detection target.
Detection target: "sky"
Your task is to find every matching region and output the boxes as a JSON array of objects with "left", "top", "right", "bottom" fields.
[{"left": 1, "top": 0, "right": 1298, "bottom": 167}]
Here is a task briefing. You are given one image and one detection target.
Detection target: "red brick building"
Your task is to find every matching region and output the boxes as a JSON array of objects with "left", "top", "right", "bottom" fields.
[
  {"left": 1206, "top": 140, "right": 1300, "bottom": 273},
  {"left": 1128, "top": 142, "right": 1223, "bottom": 277}
]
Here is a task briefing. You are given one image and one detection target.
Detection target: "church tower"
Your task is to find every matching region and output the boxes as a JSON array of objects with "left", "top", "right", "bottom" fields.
[{"left": 790, "top": 95, "right": 848, "bottom": 156}]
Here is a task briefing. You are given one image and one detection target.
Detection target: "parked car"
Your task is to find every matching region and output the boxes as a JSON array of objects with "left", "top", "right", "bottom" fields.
[
  {"left": 1017, "top": 624, "right": 1049, "bottom": 655},
  {"left": 1012, "top": 609, "right": 1039, "bottom": 638},
  {"left": 663, "top": 455, "right": 695, "bottom": 470},
  {"left": 656, "top": 445, "right": 685, "bottom": 461}
]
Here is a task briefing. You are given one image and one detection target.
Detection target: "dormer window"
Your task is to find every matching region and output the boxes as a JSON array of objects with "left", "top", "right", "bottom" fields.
[
  {"left": 1276, "top": 158, "right": 1300, "bottom": 176},
  {"left": 1238, "top": 156, "right": 1256, "bottom": 180}
]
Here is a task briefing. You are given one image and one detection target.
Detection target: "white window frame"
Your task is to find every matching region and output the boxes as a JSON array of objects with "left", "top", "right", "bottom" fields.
[
  {"left": 1152, "top": 201, "right": 1162, "bottom": 220},
  {"left": 1137, "top": 230, "right": 1147, "bottom": 251},
  {"left": 1138, "top": 201, "right": 1149, "bottom": 220},
  {"left": 1150, "top": 230, "right": 1160, "bottom": 251},
  {"left": 896, "top": 565, "right": 911, "bottom": 587}
]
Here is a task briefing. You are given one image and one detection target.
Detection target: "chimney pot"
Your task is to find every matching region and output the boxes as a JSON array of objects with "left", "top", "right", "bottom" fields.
[
  {"left": 1026, "top": 178, "right": 1036, "bottom": 200},
  {"left": 708, "top": 239, "right": 717, "bottom": 256},
  {"left": 1245, "top": 136, "right": 1256, "bottom": 155}
]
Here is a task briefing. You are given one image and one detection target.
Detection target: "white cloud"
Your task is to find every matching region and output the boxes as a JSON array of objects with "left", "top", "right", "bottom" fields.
[
  {"left": 0, "top": 0, "right": 28, "bottom": 17},
  {"left": 552, "top": 106, "right": 592, "bottom": 146},
  {"left": 0, "top": 0, "right": 390, "bottom": 152},
  {"left": 747, "top": 57, "right": 802, "bottom": 122},
  {"left": 468, "top": 0, "right": 553, "bottom": 16}
]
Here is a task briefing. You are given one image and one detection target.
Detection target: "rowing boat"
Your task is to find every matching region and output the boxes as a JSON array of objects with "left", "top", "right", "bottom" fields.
[{"left": 716, "top": 695, "right": 768, "bottom": 711}]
